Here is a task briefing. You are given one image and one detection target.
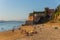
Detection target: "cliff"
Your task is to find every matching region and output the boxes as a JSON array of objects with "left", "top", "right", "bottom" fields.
[{"left": 25, "top": 5, "right": 60, "bottom": 25}]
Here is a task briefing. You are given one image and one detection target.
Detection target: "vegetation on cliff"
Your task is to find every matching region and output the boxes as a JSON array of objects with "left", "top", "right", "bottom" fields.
[
  {"left": 53, "top": 5, "right": 60, "bottom": 22},
  {"left": 25, "top": 5, "right": 60, "bottom": 25}
]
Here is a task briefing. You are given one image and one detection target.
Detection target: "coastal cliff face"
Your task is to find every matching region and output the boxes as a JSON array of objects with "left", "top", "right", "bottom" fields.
[
  {"left": 25, "top": 8, "right": 54, "bottom": 25},
  {"left": 27, "top": 16, "right": 34, "bottom": 21},
  {"left": 25, "top": 5, "right": 60, "bottom": 25}
]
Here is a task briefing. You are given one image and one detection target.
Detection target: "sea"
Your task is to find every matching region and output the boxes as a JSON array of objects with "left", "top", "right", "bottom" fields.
[{"left": 0, "top": 21, "right": 25, "bottom": 32}]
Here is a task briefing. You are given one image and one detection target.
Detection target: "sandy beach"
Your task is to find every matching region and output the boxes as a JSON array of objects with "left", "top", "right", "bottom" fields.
[{"left": 0, "top": 22, "right": 60, "bottom": 40}]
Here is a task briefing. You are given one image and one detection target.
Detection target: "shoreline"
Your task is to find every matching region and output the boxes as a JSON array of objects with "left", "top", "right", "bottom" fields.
[{"left": 0, "top": 22, "right": 60, "bottom": 40}]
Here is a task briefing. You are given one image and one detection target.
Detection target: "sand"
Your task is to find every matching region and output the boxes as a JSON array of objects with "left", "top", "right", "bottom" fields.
[{"left": 0, "top": 22, "right": 60, "bottom": 40}]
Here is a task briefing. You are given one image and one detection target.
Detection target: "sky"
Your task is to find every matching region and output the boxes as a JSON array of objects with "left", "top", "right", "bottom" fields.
[{"left": 0, "top": 0, "right": 60, "bottom": 21}]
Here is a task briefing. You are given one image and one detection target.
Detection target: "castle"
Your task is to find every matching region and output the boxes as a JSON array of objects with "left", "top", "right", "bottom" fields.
[{"left": 25, "top": 5, "right": 60, "bottom": 25}]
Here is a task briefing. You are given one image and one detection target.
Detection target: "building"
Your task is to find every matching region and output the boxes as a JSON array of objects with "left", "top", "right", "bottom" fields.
[{"left": 25, "top": 8, "right": 55, "bottom": 25}]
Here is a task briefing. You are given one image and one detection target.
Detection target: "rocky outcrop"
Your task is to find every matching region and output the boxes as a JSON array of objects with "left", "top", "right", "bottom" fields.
[
  {"left": 25, "top": 8, "right": 54, "bottom": 25},
  {"left": 24, "top": 5, "right": 60, "bottom": 25}
]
